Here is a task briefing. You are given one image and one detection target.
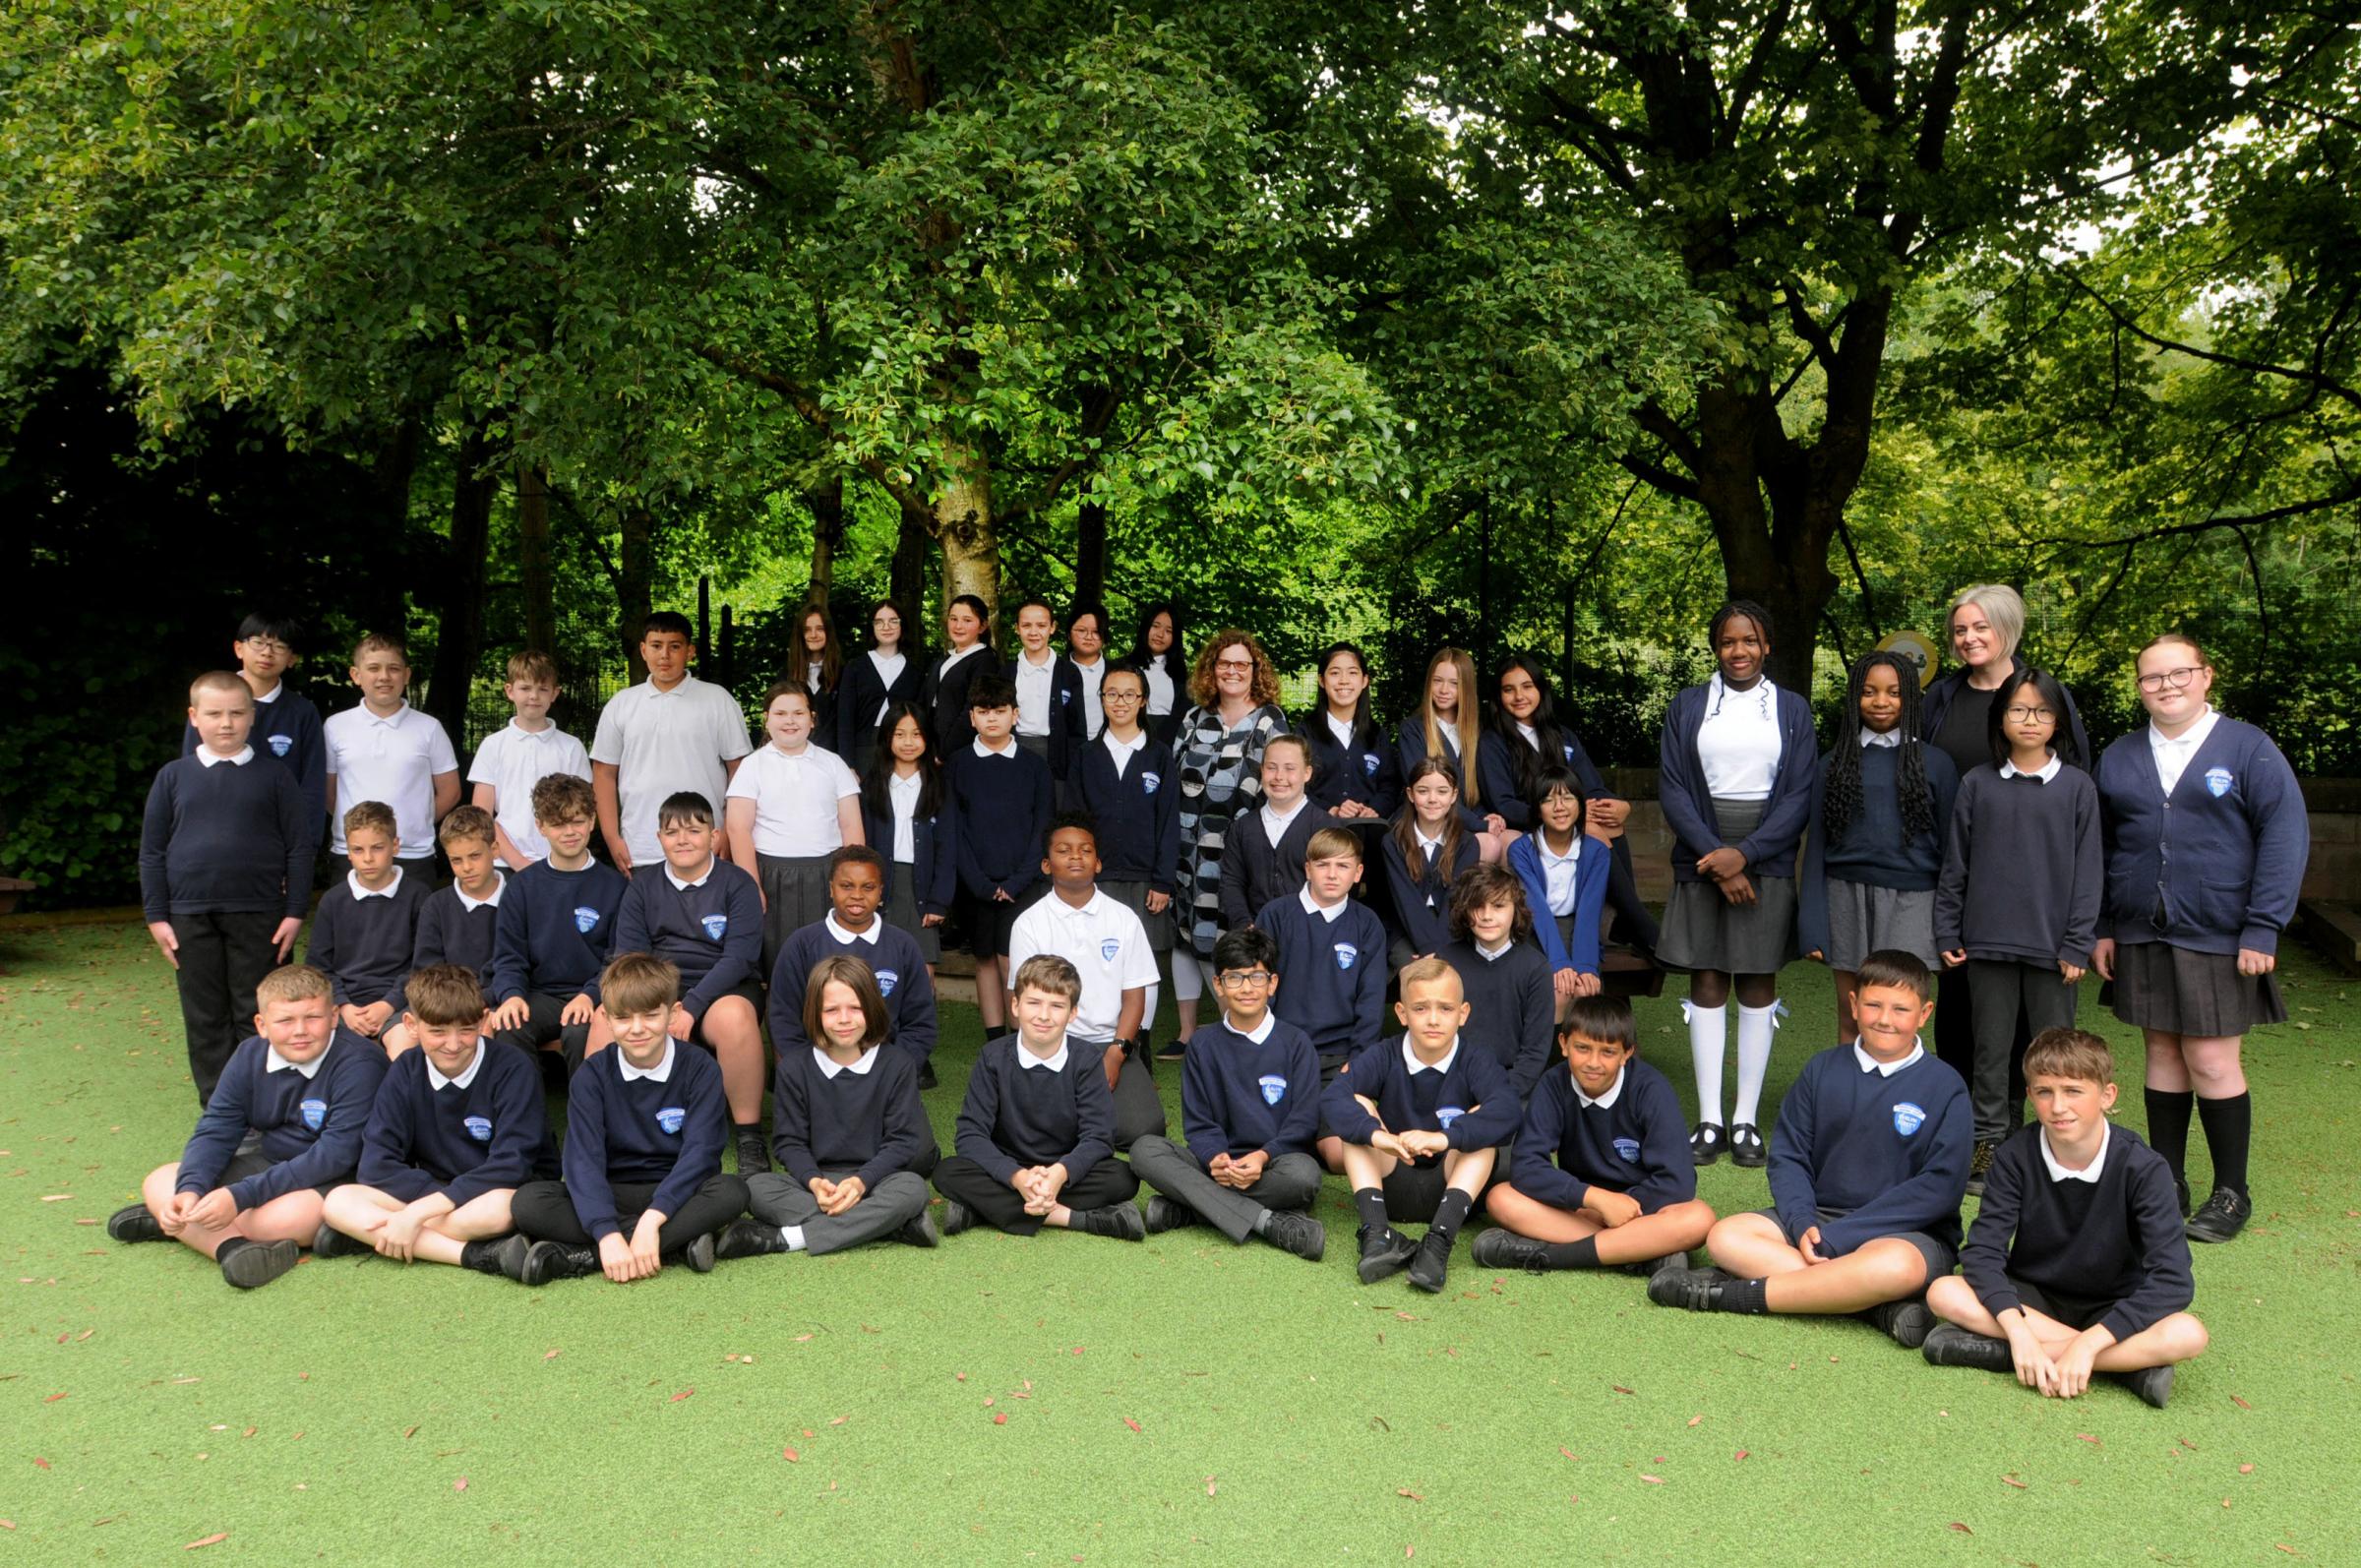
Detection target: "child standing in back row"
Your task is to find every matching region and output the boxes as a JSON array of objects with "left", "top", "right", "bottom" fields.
[
  {"left": 726, "top": 682, "right": 865, "bottom": 972},
  {"left": 182, "top": 613, "right": 326, "bottom": 834},
  {"left": 324, "top": 634, "right": 459, "bottom": 880},
  {"left": 466, "top": 650, "right": 590, "bottom": 871}
]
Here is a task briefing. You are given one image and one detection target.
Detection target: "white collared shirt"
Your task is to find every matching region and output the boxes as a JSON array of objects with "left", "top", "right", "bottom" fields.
[
  {"left": 426, "top": 1039, "right": 488, "bottom": 1091},
  {"left": 2149, "top": 705, "right": 2223, "bottom": 796},
  {"left": 1696, "top": 675, "right": 1781, "bottom": 801},
  {"left": 253, "top": 683, "right": 281, "bottom": 705},
  {"left": 1859, "top": 727, "right": 1903, "bottom": 750},
  {"left": 195, "top": 745, "right": 256, "bottom": 768},
  {"left": 1012, "top": 649, "right": 1057, "bottom": 736},
  {"left": 812, "top": 1044, "right": 880, "bottom": 1079},
  {"left": 1475, "top": 936, "right": 1512, "bottom": 962},
  {"left": 1015, "top": 1036, "right": 1072, "bottom": 1072},
  {"left": 265, "top": 1045, "right": 325, "bottom": 1079},
  {"left": 455, "top": 873, "right": 506, "bottom": 913},
  {"left": 1538, "top": 831, "right": 1582, "bottom": 916},
  {"left": 1852, "top": 1038, "right": 1926, "bottom": 1077},
  {"left": 1259, "top": 796, "right": 1309, "bottom": 846},
  {"left": 1403, "top": 1034, "right": 1461, "bottom": 1075},
  {"left": 1325, "top": 711, "right": 1356, "bottom": 750},
  {"left": 1223, "top": 1009, "right": 1277, "bottom": 1045},
  {"left": 1515, "top": 720, "right": 1540, "bottom": 752},
  {"left": 347, "top": 866, "right": 406, "bottom": 902},
  {"left": 971, "top": 736, "right": 1017, "bottom": 760},
  {"left": 589, "top": 675, "right": 753, "bottom": 866},
  {"left": 466, "top": 719, "right": 591, "bottom": 864},
  {"left": 663, "top": 858, "right": 716, "bottom": 892},
  {"left": 1072, "top": 655, "right": 1106, "bottom": 739},
  {"left": 1103, "top": 729, "right": 1147, "bottom": 780},
  {"left": 938, "top": 642, "right": 987, "bottom": 678},
  {"left": 867, "top": 649, "right": 908, "bottom": 726},
  {"left": 325, "top": 700, "right": 460, "bottom": 858},
  {"left": 1298, "top": 884, "right": 1348, "bottom": 923},
  {"left": 887, "top": 770, "right": 921, "bottom": 863},
  {"left": 2039, "top": 1121, "right": 2110, "bottom": 1183},
  {"left": 725, "top": 741, "right": 860, "bottom": 858},
  {"left": 1573, "top": 1063, "right": 1625, "bottom": 1109},
  {"left": 1414, "top": 826, "right": 1445, "bottom": 862},
  {"left": 1006, "top": 890, "right": 1156, "bottom": 1044},
  {"left": 1999, "top": 752, "right": 2063, "bottom": 783},
  {"left": 617, "top": 1040, "right": 677, "bottom": 1083},
  {"left": 825, "top": 910, "right": 881, "bottom": 946},
  {"left": 1143, "top": 661, "right": 1175, "bottom": 717}
]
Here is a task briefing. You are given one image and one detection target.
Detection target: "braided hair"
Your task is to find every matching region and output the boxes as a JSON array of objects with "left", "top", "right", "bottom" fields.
[{"left": 1821, "top": 651, "right": 1936, "bottom": 845}]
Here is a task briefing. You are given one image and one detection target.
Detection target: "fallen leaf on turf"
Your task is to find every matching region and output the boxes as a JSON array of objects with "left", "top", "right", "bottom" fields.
[
  {"left": 782, "top": 1447, "right": 799, "bottom": 1463},
  {"left": 40, "top": 1194, "right": 73, "bottom": 1201},
  {"left": 2232, "top": 1395, "right": 2253, "bottom": 1410},
  {"left": 1610, "top": 1385, "right": 1634, "bottom": 1396},
  {"left": 829, "top": 1416, "right": 848, "bottom": 1426},
  {"left": 802, "top": 1428, "right": 814, "bottom": 1437},
  {"left": 794, "top": 1334, "right": 813, "bottom": 1343},
  {"left": 2241, "top": 1463, "right": 2255, "bottom": 1474},
  {"left": 983, "top": 1398, "right": 995, "bottom": 1407},
  {"left": 1947, "top": 1523, "right": 1972, "bottom": 1535},
  {"left": 861, "top": 1325, "right": 880, "bottom": 1335},
  {"left": 993, "top": 1414, "right": 1007, "bottom": 1425},
  {"left": 43, "top": 1393, "right": 66, "bottom": 1403},
  {"left": 741, "top": 1356, "right": 755, "bottom": 1365},
  {"left": 1397, "top": 1489, "right": 1423, "bottom": 1501},
  {"left": 1686, "top": 1415, "right": 1701, "bottom": 1427},
  {"left": 670, "top": 1389, "right": 694, "bottom": 1403},
  {"left": 1405, "top": 1548, "right": 1414, "bottom": 1559},
  {"left": 453, "top": 1478, "right": 468, "bottom": 1492},
  {"left": 1369, "top": 1417, "right": 1391, "bottom": 1432},
  {"left": 0, "top": 1519, "right": 14, "bottom": 1529},
  {"left": 1640, "top": 1475, "right": 1665, "bottom": 1485},
  {"left": 1071, "top": 1346, "right": 1085, "bottom": 1355},
  {"left": 184, "top": 1533, "right": 227, "bottom": 1549},
  {"left": 2276, "top": 1545, "right": 2298, "bottom": 1555},
  {"left": 543, "top": 1350, "right": 560, "bottom": 1361},
  {"left": 402, "top": 1425, "right": 418, "bottom": 1439},
  {"left": 1205, "top": 1478, "right": 1217, "bottom": 1497},
  {"left": 34, "top": 1458, "right": 51, "bottom": 1470},
  {"left": 2001, "top": 1475, "right": 2028, "bottom": 1489},
  {"left": 955, "top": 1372, "right": 966, "bottom": 1382},
  {"left": 1733, "top": 1451, "right": 1748, "bottom": 1462},
  {"left": 1123, "top": 1418, "right": 1142, "bottom": 1433},
  {"left": 1558, "top": 1448, "right": 1578, "bottom": 1463},
  {"left": 2076, "top": 1433, "right": 2101, "bottom": 1446},
  {"left": 241, "top": 1428, "right": 255, "bottom": 1438}
]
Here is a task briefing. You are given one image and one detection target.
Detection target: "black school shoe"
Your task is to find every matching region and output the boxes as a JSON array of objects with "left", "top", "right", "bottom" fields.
[
  {"left": 106, "top": 1203, "right": 165, "bottom": 1243},
  {"left": 2174, "top": 1176, "right": 2192, "bottom": 1217},
  {"left": 678, "top": 1232, "right": 718, "bottom": 1273},
  {"left": 938, "top": 1199, "right": 975, "bottom": 1237},
  {"left": 216, "top": 1236, "right": 300, "bottom": 1290},
  {"left": 1966, "top": 1139, "right": 1998, "bottom": 1199},
  {"left": 1727, "top": 1122, "right": 1767, "bottom": 1168},
  {"left": 311, "top": 1222, "right": 373, "bottom": 1259},
  {"left": 1154, "top": 1040, "right": 1189, "bottom": 1063},
  {"left": 2120, "top": 1364, "right": 2176, "bottom": 1409},
  {"left": 1078, "top": 1203, "right": 1146, "bottom": 1241},
  {"left": 1647, "top": 1265, "right": 1734, "bottom": 1311},
  {"left": 735, "top": 1132, "right": 772, "bottom": 1176},
  {"left": 1356, "top": 1225, "right": 1419, "bottom": 1284},
  {"left": 517, "top": 1239, "right": 599, "bottom": 1285},
  {"left": 1921, "top": 1323, "right": 2012, "bottom": 1373},
  {"left": 1628, "top": 1249, "right": 1693, "bottom": 1281},
  {"left": 897, "top": 1210, "right": 941, "bottom": 1247},
  {"left": 1689, "top": 1122, "right": 1726, "bottom": 1167},
  {"left": 2185, "top": 1187, "right": 2252, "bottom": 1243},
  {"left": 459, "top": 1235, "right": 528, "bottom": 1279},
  {"left": 917, "top": 1060, "right": 938, "bottom": 1091},
  {"left": 1865, "top": 1297, "right": 1936, "bottom": 1349},
  {"left": 1472, "top": 1230, "right": 1552, "bottom": 1273},
  {"left": 1263, "top": 1211, "right": 1326, "bottom": 1262},
  {"left": 716, "top": 1218, "right": 790, "bottom": 1260},
  {"left": 1407, "top": 1231, "right": 1453, "bottom": 1294},
  {"left": 1143, "top": 1195, "right": 1201, "bottom": 1235}
]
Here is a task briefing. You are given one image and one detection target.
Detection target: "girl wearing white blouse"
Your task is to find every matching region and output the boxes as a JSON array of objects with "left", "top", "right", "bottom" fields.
[{"left": 726, "top": 682, "right": 866, "bottom": 972}]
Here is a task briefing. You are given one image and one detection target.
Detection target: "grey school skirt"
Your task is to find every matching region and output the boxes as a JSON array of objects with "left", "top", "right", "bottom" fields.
[
  {"left": 1099, "top": 878, "right": 1174, "bottom": 952},
  {"left": 1656, "top": 798, "right": 1797, "bottom": 975},
  {"left": 757, "top": 852, "right": 835, "bottom": 970},
  {"left": 2108, "top": 940, "right": 2287, "bottom": 1037},
  {"left": 882, "top": 861, "right": 941, "bottom": 962},
  {"left": 1821, "top": 879, "right": 1939, "bottom": 970}
]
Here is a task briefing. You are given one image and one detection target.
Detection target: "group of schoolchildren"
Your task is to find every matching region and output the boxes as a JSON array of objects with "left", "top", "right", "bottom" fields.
[{"left": 122, "top": 587, "right": 2298, "bottom": 1412}]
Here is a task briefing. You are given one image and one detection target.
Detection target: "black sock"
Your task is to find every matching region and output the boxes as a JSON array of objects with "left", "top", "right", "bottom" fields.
[
  {"left": 2144, "top": 1088, "right": 2194, "bottom": 1178},
  {"left": 1429, "top": 1189, "right": 1475, "bottom": 1246},
  {"left": 1354, "top": 1187, "right": 1389, "bottom": 1235},
  {"left": 1717, "top": 1276, "right": 1769, "bottom": 1314},
  {"left": 213, "top": 1236, "right": 251, "bottom": 1263},
  {"left": 2196, "top": 1092, "right": 2252, "bottom": 1197},
  {"left": 1540, "top": 1236, "right": 1601, "bottom": 1270},
  {"left": 733, "top": 1119, "right": 762, "bottom": 1142}
]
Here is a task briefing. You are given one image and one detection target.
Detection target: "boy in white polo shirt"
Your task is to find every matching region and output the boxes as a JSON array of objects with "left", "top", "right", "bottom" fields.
[
  {"left": 324, "top": 633, "right": 460, "bottom": 881},
  {"left": 590, "top": 611, "right": 752, "bottom": 877},
  {"left": 1006, "top": 814, "right": 1166, "bottom": 1149},
  {"left": 467, "top": 650, "right": 590, "bottom": 870}
]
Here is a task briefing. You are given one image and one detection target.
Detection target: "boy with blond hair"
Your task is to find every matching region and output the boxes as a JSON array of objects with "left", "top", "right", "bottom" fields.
[{"left": 467, "top": 649, "right": 591, "bottom": 870}]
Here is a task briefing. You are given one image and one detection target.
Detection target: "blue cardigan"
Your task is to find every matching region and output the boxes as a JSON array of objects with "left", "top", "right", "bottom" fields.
[
  {"left": 2094, "top": 717, "right": 2308, "bottom": 956},
  {"left": 859, "top": 790, "right": 957, "bottom": 918},
  {"left": 1656, "top": 682, "right": 1819, "bottom": 882},
  {"left": 1504, "top": 829, "right": 1609, "bottom": 978}
]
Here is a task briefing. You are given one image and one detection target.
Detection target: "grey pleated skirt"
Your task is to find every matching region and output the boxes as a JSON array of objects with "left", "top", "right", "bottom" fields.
[
  {"left": 1099, "top": 878, "right": 1174, "bottom": 952},
  {"left": 1821, "top": 878, "right": 1939, "bottom": 970},
  {"left": 2108, "top": 939, "right": 2286, "bottom": 1037},
  {"left": 883, "top": 861, "right": 941, "bottom": 962},
  {"left": 1656, "top": 798, "right": 1797, "bottom": 975}
]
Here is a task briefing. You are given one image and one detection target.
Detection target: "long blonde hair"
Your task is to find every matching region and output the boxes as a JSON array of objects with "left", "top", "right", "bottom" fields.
[{"left": 1419, "top": 647, "right": 1483, "bottom": 807}]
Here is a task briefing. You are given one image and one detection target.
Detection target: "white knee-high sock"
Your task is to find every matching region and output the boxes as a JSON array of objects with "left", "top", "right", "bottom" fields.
[
  {"left": 1687, "top": 1001, "right": 1727, "bottom": 1126},
  {"left": 1733, "top": 1003, "right": 1778, "bottom": 1125}
]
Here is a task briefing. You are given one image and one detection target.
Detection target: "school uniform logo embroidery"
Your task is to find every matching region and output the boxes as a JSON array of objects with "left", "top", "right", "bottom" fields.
[
  {"left": 463, "top": 1116, "right": 494, "bottom": 1142},
  {"left": 2205, "top": 766, "right": 2234, "bottom": 798},
  {"left": 269, "top": 734, "right": 294, "bottom": 756},
  {"left": 1141, "top": 771, "right": 1161, "bottom": 794},
  {"left": 573, "top": 906, "right": 602, "bottom": 935},
  {"left": 1612, "top": 1136, "right": 1641, "bottom": 1162},
  {"left": 1258, "top": 1074, "right": 1288, "bottom": 1105},
  {"left": 700, "top": 914, "right": 729, "bottom": 941},
  {"left": 1334, "top": 942, "right": 1360, "bottom": 971},
  {"left": 1100, "top": 937, "right": 1122, "bottom": 963},
  {"left": 656, "top": 1107, "right": 686, "bottom": 1135},
  {"left": 876, "top": 968, "right": 899, "bottom": 996},
  {"left": 1892, "top": 1101, "right": 1926, "bottom": 1136},
  {"left": 1561, "top": 743, "right": 1577, "bottom": 762},
  {"left": 300, "top": 1098, "right": 327, "bottom": 1131},
  {"left": 1436, "top": 1106, "right": 1466, "bottom": 1128},
  {"left": 1362, "top": 753, "right": 1380, "bottom": 776}
]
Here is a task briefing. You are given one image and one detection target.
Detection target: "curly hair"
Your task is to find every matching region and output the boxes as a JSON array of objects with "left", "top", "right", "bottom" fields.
[
  {"left": 1821, "top": 651, "right": 1937, "bottom": 846},
  {"left": 1447, "top": 861, "right": 1534, "bottom": 946},
  {"left": 1187, "top": 629, "right": 1283, "bottom": 710}
]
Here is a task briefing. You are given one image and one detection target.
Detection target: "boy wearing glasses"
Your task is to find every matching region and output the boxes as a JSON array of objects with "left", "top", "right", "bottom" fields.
[
  {"left": 1128, "top": 927, "right": 1328, "bottom": 1259},
  {"left": 183, "top": 613, "right": 328, "bottom": 834}
]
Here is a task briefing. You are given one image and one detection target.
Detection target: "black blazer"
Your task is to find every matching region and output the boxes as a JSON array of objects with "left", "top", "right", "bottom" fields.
[
  {"left": 1002, "top": 654, "right": 1088, "bottom": 779},
  {"left": 836, "top": 650, "right": 925, "bottom": 756},
  {"left": 861, "top": 793, "right": 957, "bottom": 918},
  {"left": 1376, "top": 830, "right": 1480, "bottom": 958},
  {"left": 922, "top": 647, "right": 993, "bottom": 756},
  {"left": 1218, "top": 806, "right": 1339, "bottom": 929}
]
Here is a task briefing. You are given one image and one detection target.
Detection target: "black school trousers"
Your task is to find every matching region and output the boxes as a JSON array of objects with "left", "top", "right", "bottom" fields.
[
  {"left": 511, "top": 1174, "right": 750, "bottom": 1250},
  {"left": 933, "top": 1156, "right": 1139, "bottom": 1236},
  {"left": 170, "top": 910, "right": 282, "bottom": 1106}
]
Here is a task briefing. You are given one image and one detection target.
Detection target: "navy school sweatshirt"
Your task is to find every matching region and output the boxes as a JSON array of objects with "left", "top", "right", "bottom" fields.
[
  {"left": 611, "top": 858, "right": 764, "bottom": 1018},
  {"left": 559, "top": 1039, "right": 729, "bottom": 1241},
  {"left": 1257, "top": 891, "right": 1388, "bottom": 1063},
  {"left": 1072, "top": 735, "right": 1181, "bottom": 890},
  {"left": 140, "top": 753, "right": 315, "bottom": 922},
  {"left": 489, "top": 857, "right": 628, "bottom": 1004},
  {"left": 1933, "top": 762, "right": 2103, "bottom": 967},
  {"left": 1218, "top": 805, "right": 1337, "bottom": 928},
  {"left": 1321, "top": 1035, "right": 1520, "bottom": 1153},
  {"left": 766, "top": 919, "right": 939, "bottom": 1064},
  {"left": 1510, "top": 1057, "right": 1696, "bottom": 1216},
  {"left": 771, "top": 1043, "right": 934, "bottom": 1191},
  {"left": 306, "top": 871, "right": 428, "bottom": 1010},
  {"left": 409, "top": 880, "right": 503, "bottom": 993},
  {"left": 358, "top": 1040, "right": 560, "bottom": 1208},
  {"left": 1961, "top": 1124, "right": 2194, "bottom": 1343},
  {"left": 1179, "top": 1014, "right": 1324, "bottom": 1166},
  {"left": 1796, "top": 740, "right": 1960, "bottom": 959},
  {"left": 183, "top": 686, "right": 328, "bottom": 833},
  {"left": 1440, "top": 937, "right": 1556, "bottom": 1099},
  {"left": 1767, "top": 1043, "right": 1969, "bottom": 1257},
  {"left": 951, "top": 1034, "right": 1116, "bottom": 1185},
  {"left": 943, "top": 743, "right": 1054, "bottom": 901},
  {"left": 173, "top": 1028, "right": 389, "bottom": 1209}
]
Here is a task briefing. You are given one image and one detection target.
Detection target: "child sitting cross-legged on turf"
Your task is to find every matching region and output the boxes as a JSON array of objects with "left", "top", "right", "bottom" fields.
[
  {"left": 1921, "top": 1027, "right": 2208, "bottom": 1408},
  {"left": 933, "top": 954, "right": 1144, "bottom": 1241},
  {"left": 505, "top": 953, "right": 749, "bottom": 1284},
  {"left": 720, "top": 955, "right": 940, "bottom": 1260},
  {"left": 108, "top": 963, "right": 388, "bottom": 1288},
  {"left": 1474, "top": 995, "right": 1714, "bottom": 1280},
  {"left": 1127, "top": 926, "right": 1327, "bottom": 1262},
  {"left": 317, "top": 964, "right": 559, "bottom": 1276},
  {"left": 1323, "top": 957, "right": 1519, "bottom": 1294},
  {"left": 1652, "top": 948, "right": 1968, "bottom": 1345}
]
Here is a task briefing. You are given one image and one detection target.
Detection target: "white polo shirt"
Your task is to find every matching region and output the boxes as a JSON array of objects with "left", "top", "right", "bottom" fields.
[
  {"left": 1006, "top": 889, "right": 1157, "bottom": 1044},
  {"left": 1012, "top": 650, "right": 1058, "bottom": 737},
  {"left": 589, "top": 676, "right": 754, "bottom": 866},
  {"left": 466, "top": 720, "right": 590, "bottom": 864},
  {"left": 725, "top": 743, "right": 861, "bottom": 858},
  {"left": 324, "top": 701, "right": 459, "bottom": 858}
]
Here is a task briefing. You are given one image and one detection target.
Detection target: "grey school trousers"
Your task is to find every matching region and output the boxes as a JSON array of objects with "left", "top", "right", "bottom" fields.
[
  {"left": 744, "top": 1169, "right": 931, "bottom": 1254},
  {"left": 1126, "top": 1136, "right": 1322, "bottom": 1243},
  {"left": 1966, "top": 958, "right": 2078, "bottom": 1141}
]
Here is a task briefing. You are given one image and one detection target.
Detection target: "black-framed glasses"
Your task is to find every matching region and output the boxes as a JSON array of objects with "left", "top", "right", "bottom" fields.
[
  {"left": 2004, "top": 706, "right": 2055, "bottom": 723},
  {"left": 1216, "top": 971, "right": 1275, "bottom": 990},
  {"left": 2137, "top": 666, "right": 2203, "bottom": 693}
]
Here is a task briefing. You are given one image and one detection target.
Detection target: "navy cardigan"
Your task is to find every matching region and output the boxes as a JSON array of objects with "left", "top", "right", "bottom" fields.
[
  {"left": 1299, "top": 711, "right": 1403, "bottom": 820},
  {"left": 860, "top": 788, "right": 957, "bottom": 918},
  {"left": 2093, "top": 717, "right": 2307, "bottom": 956},
  {"left": 1656, "top": 682, "right": 1819, "bottom": 882}
]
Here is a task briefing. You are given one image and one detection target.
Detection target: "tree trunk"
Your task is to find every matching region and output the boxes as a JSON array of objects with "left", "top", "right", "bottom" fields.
[
  {"left": 1075, "top": 496, "right": 1108, "bottom": 607},
  {"left": 365, "top": 417, "right": 420, "bottom": 640},
  {"left": 805, "top": 475, "right": 846, "bottom": 608},
  {"left": 934, "top": 443, "right": 1000, "bottom": 631},
  {"left": 619, "top": 503, "right": 654, "bottom": 686},
  {"left": 425, "top": 435, "right": 497, "bottom": 742},
  {"left": 515, "top": 460, "right": 556, "bottom": 667},
  {"left": 890, "top": 498, "right": 932, "bottom": 629}
]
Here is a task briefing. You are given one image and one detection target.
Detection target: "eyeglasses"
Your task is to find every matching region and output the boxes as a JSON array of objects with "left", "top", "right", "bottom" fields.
[
  {"left": 1215, "top": 660, "right": 1253, "bottom": 675},
  {"left": 2004, "top": 706, "right": 2055, "bottom": 723},
  {"left": 2137, "top": 666, "right": 2204, "bottom": 693},
  {"left": 1217, "top": 971, "right": 1275, "bottom": 990}
]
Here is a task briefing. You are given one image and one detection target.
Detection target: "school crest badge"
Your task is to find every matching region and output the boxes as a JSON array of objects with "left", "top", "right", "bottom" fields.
[
  {"left": 2205, "top": 766, "right": 2234, "bottom": 798},
  {"left": 1436, "top": 1106, "right": 1466, "bottom": 1128},
  {"left": 1259, "top": 1074, "right": 1288, "bottom": 1106},
  {"left": 1892, "top": 1101, "right": 1925, "bottom": 1137},
  {"left": 1141, "top": 770, "right": 1161, "bottom": 793},
  {"left": 656, "top": 1107, "right": 686, "bottom": 1135},
  {"left": 573, "top": 906, "right": 601, "bottom": 934},
  {"left": 1562, "top": 743, "right": 1577, "bottom": 761},
  {"left": 876, "top": 968, "right": 899, "bottom": 996},
  {"left": 269, "top": 734, "right": 293, "bottom": 756},
  {"left": 700, "top": 913, "right": 728, "bottom": 941},
  {"left": 1362, "top": 753, "right": 1380, "bottom": 776},
  {"left": 463, "top": 1116, "right": 494, "bottom": 1142},
  {"left": 1612, "top": 1136, "right": 1641, "bottom": 1162},
  {"left": 1059, "top": 689, "right": 1072, "bottom": 704},
  {"left": 1101, "top": 937, "right": 1123, "bottom": 963},
  {"left": 1334, "top": 942, "right": 1360, "bottom": 971},
  {"left": 300, "top": 1098, "right": 327, "bottom": 1131}
]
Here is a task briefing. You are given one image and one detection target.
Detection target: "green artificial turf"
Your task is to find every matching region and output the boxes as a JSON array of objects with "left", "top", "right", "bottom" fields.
[{"left": 2, "top": 921, "right": 2356, "bottom": 1564}]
